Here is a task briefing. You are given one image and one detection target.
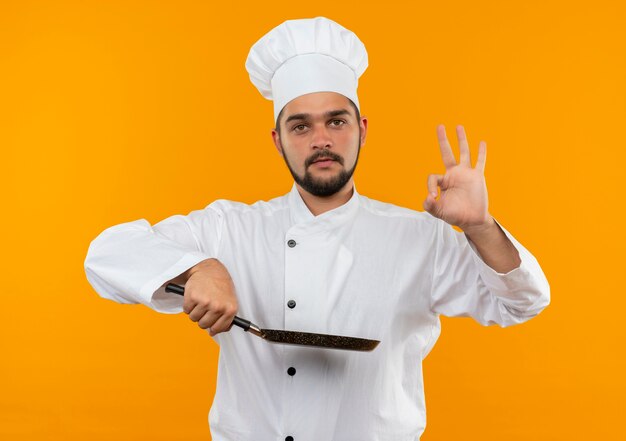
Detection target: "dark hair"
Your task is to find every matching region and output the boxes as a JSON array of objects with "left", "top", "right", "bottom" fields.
[{"left": 275, "top": 97, "right": 361, "bottom": 136}]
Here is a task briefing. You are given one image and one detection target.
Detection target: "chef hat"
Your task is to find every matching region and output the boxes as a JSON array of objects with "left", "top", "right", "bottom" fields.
[{"left": 245, "top": 16, "right": 368, "bottom": 124}]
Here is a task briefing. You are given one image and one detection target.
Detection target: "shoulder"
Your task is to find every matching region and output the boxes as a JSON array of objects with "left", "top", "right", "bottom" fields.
[
  {"left": 353, "top": 194, "right": 446, "bottom": 248},
  {"left": 205, "top": 192, "right": 289, "bottom": 219},
  {"left": 357, "top": 194, "right": 437, "bottom": 226}
]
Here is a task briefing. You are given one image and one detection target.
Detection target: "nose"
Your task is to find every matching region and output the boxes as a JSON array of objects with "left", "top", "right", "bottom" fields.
[{"left": 310, "top": 124, "right": 332, "bottom": 150}]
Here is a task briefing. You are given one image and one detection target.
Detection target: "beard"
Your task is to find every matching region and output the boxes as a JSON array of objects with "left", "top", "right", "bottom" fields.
[{"left": 282, "top": 139, "right": 361, "bottom": 197}]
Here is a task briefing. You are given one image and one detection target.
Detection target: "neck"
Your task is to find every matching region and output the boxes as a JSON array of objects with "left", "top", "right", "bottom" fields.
[{"left": 295, "top": 180, "right": 355, "bottom": 216}]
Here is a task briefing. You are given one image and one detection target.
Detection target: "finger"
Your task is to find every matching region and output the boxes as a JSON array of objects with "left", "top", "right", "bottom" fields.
[
  {"left": 188, "top": 303, "right": 208, "bottom": 322},
  {"left": 422, "top": 193, "right": 442, "bottom": 219},
  {"left": 426, "top": 173, "right": 444, "bottom": 198},
  {"left": 456, "top": 125, "right": 471, "bottom": 166},
  {"left": 197, "top": 310, "right": 221, "bottom": 330},
  {"left": 183, "top": 297, "right": 197, "bottom": 315},
  {"left": 436, "top": 124, "right": 457, "bottom": 169},
  {"left": 209, "top": 311, "right": 237, "bottom": 336},
  {"left": 476, "top": 141, "right": 487, "bottom": 173}
]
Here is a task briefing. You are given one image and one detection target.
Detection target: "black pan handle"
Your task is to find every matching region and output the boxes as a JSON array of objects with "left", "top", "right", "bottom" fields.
[{"left": 164, "top": 283, "right": 258, "bottom": 334}]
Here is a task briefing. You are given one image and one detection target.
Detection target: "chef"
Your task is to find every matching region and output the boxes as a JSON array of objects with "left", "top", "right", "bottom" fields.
[{"left": 84, "top": 16, "right": 550, "bottom": 441}]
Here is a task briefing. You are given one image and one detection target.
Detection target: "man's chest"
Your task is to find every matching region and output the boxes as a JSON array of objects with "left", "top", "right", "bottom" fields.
[{"left": 214, "top": 221, "right": 435, "bottom": 341}]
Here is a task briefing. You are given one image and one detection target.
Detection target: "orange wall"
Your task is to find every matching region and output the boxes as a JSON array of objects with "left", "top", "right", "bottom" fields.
[{"left": 1, "top": 1, "right": 624, "bottom": 439}]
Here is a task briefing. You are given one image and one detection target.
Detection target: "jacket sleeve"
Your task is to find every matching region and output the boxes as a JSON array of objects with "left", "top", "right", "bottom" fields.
[
  {"left": 84, "top": 205, "right": 224, "bottom": 313},
  {"left": 429, "top": 218, "right": 550, "bottom": 327}
]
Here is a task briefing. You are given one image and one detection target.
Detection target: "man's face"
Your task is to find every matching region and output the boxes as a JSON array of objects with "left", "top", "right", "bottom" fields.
[{"left": 271, "top": 92, "right": 368, "bottom": 197}]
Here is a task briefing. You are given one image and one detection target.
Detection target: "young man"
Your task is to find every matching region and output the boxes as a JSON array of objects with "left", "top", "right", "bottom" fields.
[{"left": 85, "top": 17, "right": 550, "bottom": 441}]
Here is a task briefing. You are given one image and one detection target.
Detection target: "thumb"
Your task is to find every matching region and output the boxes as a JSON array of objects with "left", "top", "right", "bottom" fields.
[{"left": 423, "top": 193, "right": 441, "bottom": 218}]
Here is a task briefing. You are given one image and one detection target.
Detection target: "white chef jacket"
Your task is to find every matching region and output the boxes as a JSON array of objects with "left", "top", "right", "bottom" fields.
[{"left": 84, "top": 183, "right": 550, "bottom": 441}]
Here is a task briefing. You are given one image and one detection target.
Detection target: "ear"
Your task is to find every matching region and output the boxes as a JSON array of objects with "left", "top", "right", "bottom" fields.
[
  {"left": 359, "top": 116, "right": 368, "bottom": 147},
  {"left": 271, "top": 128, "right": 284, "bottom": 156}
]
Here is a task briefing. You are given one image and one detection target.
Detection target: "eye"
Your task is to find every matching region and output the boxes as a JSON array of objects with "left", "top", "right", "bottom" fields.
[
  {"left": 292, "top": 124, "right": 307, "bottom": 132},
  {"left": 329, "top": 119, "right": 346, "bottom": 127}
]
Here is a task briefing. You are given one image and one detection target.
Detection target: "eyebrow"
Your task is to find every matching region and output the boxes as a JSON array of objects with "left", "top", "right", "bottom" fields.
[{"left": 284, "top": 109, "right": 351, "bottom": 125}]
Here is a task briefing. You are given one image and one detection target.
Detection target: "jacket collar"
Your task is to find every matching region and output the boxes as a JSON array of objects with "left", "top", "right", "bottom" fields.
[{"left": 287, "top": 182, "right": 360, "bottom": 234}]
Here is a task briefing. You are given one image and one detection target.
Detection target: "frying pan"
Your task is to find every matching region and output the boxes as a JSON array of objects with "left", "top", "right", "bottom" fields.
[{"left": 165, "top": 283, "right": 379, "bottom": 352}]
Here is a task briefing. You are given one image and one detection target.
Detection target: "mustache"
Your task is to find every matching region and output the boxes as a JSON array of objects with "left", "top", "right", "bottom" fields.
[{"left": 305, "top": 151, "right": 344, "bottom": 168}]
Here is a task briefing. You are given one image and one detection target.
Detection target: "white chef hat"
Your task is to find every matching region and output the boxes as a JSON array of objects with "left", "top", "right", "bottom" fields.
[{"left": 245, "top": 16, "right": 368, "bottom": 124}]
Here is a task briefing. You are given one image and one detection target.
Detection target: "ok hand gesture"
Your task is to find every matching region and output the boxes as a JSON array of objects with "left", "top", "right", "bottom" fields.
[{"left": 423, "top": 125, "right": 492, "bottom": 232}]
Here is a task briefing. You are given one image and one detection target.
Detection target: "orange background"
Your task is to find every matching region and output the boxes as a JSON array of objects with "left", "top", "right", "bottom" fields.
[{"left": 1, "top": 1, "right": 624, "bottom": 439}]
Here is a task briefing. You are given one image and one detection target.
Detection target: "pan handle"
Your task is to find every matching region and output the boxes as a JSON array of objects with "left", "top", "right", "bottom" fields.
[{"left": 164, "top": 283, "right": 261, "bottom": 336}]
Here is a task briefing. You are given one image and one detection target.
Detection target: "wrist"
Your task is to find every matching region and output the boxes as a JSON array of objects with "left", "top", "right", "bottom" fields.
[
  {"left": 187, "top": 258, "right": 218, "bottom": 277},
  {"left": 461, "top": 216, "right": 497, "bottom": 240}
]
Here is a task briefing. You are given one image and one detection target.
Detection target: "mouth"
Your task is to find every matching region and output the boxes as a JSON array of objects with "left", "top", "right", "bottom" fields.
[
  {"left": 311, "top": 158, "right": 336, "bottom": 168},
  {"left": 305, "top": 152, "right": 343, "bottom": 169}
]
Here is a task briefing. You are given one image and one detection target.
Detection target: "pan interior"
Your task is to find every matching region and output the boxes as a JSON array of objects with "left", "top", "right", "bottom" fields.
[{"left": 262, "top": 329, "right": 379, "bottom": 352}]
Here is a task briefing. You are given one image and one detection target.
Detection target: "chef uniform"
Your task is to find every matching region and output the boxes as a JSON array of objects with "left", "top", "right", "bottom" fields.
[{"left": 84, "top": 17, "right": 550, "bottom": 441}]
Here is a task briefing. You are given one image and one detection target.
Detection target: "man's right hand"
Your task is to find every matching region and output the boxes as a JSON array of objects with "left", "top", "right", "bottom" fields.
[{"left": 178, "top": 258, "right": 238, "bottom": 336}]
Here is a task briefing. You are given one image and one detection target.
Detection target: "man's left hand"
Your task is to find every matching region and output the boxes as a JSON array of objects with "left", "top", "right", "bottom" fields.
[{"left": 423, "top": 124, "right": 492, "bottom": 233}]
